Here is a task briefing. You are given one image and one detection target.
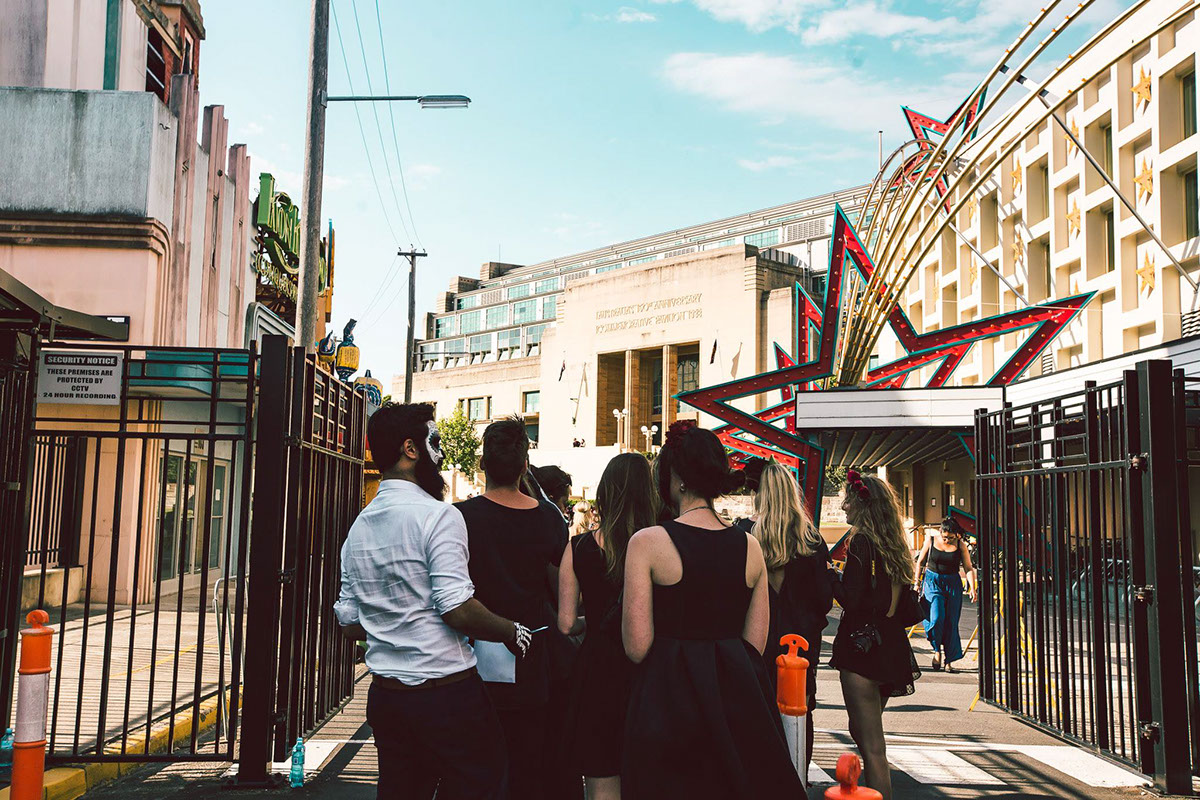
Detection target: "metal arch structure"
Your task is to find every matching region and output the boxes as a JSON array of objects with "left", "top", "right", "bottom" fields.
[{"left": 679, "top": 0, "right": 1200, "bottom": 523}]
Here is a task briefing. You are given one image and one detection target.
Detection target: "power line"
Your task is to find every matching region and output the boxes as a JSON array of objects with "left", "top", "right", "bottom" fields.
[
  {"left": 374, "top": 0, "right": 424, "bottom": 248},
  {"left": 360, "top": 253, "right": 403, "bottom": 319},
  {"left": 329, "top": 0, "right": 403, "bottom": 244},
  {"left": 348, "top": 0, "right": 414, "bottom": 244}
]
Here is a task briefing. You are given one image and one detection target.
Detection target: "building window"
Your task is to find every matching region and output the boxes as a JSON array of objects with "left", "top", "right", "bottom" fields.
[
  {"left": 525, "top": 324, "right": 547, "bottom": 346},
  {"left": 1102, "top": 209, "right": 1115, "bottom": 272},
  {"left": 497, "top": 328, "right": 522, "bottom": 351},
  {"left": 443, "top": 339, "right": 465, "bottom": 358},
  {"left": 469, "top": 334, "right": 492, "bottom": 356},
  {"left": 745, "top": 229, "right": 780, "bottom": 248},
  {"left": 513, "top": 299, "right": 537, "bottom": 325},
  {"left": 1184, "top": 70, "right": 1196, "bottom": 140},
  {"left": 523, "top": 391, "right": 540, "bottom": 414},
  {"left": 1101, "top": 124, "right": 1113, "bottom": 176},
  {"left": 541, "top": 296, "right": 557, "bottom": 320},
  {"left": 1186, "top": 167, "right": 1199, "bottom": 240},
  {"left": 459, "top": 310, "right": 482, "bottom": 334},
  {"left": 145, "top": 28, "right": 168, "bottom": 102},
  {"left": 596, "top": 264, "right": 621, "bottom": 274},
  {"left": 535, "top": 278, "right": 559, "bottom": 294},
  {"left": 457, "top": 295, "right": 477, "bottom": 310},
  {"left": 628, "top": 255, "right": 656, "bottom": 267},
  {"left": 467, "top": 397, "right": 490, "bottom": 421},
  {"left": 435, "top": 316, "right": 455, "bottom": 338},
  {"left": 507, "top": 283, "right": 531, "bottom": 300},
  {"left": 485, "top": 305, "right": 508, "bottom": 329},
  {"left": 677, "top": 356, "right": 699, "bottom": 395}
]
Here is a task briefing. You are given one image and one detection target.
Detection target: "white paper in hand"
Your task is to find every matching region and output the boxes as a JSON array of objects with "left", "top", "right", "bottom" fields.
[{"left": 474, "top": 641, "right": 516, "bottom": 683}]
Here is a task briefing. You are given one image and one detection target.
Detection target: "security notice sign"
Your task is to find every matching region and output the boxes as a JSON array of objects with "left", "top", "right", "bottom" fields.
[{"left": 37, "top": 351, "right": 123, "bottom": 405}]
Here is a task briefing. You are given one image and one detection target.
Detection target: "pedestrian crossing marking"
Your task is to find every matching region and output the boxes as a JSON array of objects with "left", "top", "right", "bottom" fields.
[
  {"left": 885, "top": 747, "right": 1005, "bottom": 785},
  {"left": 1013, "top": 745, "right": 1150, "bottom": 788},
  {"left": 807, "top": 762, "right": 833, "bottom": 784}
]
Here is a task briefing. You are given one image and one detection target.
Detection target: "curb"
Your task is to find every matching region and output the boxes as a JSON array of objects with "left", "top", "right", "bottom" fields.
[{"left": 0, "top": 690, "right": 233, "bottom": 800}]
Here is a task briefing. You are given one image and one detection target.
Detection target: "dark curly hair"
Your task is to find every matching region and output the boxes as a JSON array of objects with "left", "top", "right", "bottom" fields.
[{"left": 656, "top": 420, "right": 744, "bottom": 505}]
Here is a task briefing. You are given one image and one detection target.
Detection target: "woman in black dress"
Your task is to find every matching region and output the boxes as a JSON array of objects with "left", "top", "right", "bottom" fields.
[
  {"left": 830, "top": 471, "right": 921, "bottom": 800},
  {"left": 735, "top": 460, "right": 834, "bottom": 771},
  {"left": 621, "top": 422, "right": 803, "bottom": 799},
  {"left": 558, "top": 453, "right": 656, "bottom": 799}
]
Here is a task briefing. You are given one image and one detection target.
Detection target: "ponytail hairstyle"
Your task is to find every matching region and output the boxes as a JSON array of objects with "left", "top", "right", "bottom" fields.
[
  {"left": 594, "top": 453, "right": 657, "bottom": 580},
  {"left": 752, "top": 460, "right": 822, "bottom": 569},
  {"left": 843, "top": 469, "right": 914, "bottom": 585},
  {"left": 569, "top": 501, "right": 592, "bottom": 538},
  {"left": 655, "top": 420, "right": 744, "bottom": 507}
]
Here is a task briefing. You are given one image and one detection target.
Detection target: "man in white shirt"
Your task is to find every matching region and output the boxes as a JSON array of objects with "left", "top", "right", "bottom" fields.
[{"left": 335, "top": 402, "right": 530, "bottom": 800}]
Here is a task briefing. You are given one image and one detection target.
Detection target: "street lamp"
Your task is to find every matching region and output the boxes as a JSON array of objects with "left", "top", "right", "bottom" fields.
[
  {"left": 324, "top": 93, "right": 473, "bottom": 108},
  {"left": 640, "top": 424, "right": 659, "bottom": 452},
  {"left": 613, "top": 408, "right": 629, "bottom": 450}
]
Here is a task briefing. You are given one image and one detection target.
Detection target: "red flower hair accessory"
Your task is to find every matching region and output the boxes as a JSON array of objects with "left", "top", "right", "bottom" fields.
[
  {"left": 664, "top": 419, "right": 697, "bottom": 449},
  {"left": 846, "top": 469, "right": 870, "bottom": 500}
]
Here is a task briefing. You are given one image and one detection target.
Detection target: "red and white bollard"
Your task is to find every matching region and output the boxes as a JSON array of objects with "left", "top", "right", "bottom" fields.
[
  {"left": 12, "top": 610, "right": 53, "bottom": 800},
  {"left": 824, "top": 753, "right": 882, "bottom": 800},
  {"left": 775, "top": 633, "right": 810, "bottom": 788}
]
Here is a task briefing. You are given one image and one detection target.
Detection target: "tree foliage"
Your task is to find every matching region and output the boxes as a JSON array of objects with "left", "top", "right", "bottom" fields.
[{"left": 438, "top": 404, "right": 481, "bottom": 476}]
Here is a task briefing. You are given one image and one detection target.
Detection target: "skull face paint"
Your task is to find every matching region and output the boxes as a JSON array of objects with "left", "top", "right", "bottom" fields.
[{"left": 425, "top": 420, "right": 444, "bottom": 467}]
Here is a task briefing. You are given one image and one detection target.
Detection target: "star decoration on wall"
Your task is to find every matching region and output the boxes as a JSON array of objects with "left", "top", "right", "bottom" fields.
[
  {"left": 965, "top": 194, "right": 978, "bottom": 225},
  {"left": 1013, "top": 235, "right": 1026, "bottom": 265},
  {"left": 1137, "top": 252, "right": 1156, "bottom": 293},
  {"left": 1135, "top": 159, "right": 1154, "bottom": 203},
  {"left": 1010, "top": 159, "right": 1023, "bottom": 195},
  {"left": 966, "top": 259, "right": 978, "bottom": 288},
  {"left": 1065, "top": 118, "right": 1080, "bottom": 155},
  {"left": 1131, "top": 67, "right": 1152, "bottom": 107},
  {"left": 1066, "top": 202, "right": 1081, "bottom": 238},
  {"left": 681, "top": 204, "right": 1094, "bottom": 526}
]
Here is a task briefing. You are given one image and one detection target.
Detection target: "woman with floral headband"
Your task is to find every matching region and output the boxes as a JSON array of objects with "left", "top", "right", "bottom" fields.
[
  {"left": 830, "top": 470, "right": 921, "bottom": 800},
  {"left": 621, "top": 421, "right": 802, "bottom": 798}
]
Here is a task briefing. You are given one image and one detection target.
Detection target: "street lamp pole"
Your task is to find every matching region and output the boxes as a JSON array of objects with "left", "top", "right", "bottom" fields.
[{"left": 297, "top": 0, "right": 330, "bottom": 353}]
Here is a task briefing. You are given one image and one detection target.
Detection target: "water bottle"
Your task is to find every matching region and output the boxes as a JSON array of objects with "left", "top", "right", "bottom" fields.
[
  {"left": 0, "top": 727, "right": 13, "bottom": 781},
  {"left": 289, "top": 737, "right": 305, "bottom": 788}
]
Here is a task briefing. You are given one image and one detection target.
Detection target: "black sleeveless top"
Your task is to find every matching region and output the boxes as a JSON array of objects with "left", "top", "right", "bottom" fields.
[
  {"left": 929, "top": 544, "right": 963, "bottom": 575},
  {"left": 573, "top": 531, "right": 623, "bottom": 633},
  {"left": 653, "top": 520, "right": 751, "bottom": 640}
]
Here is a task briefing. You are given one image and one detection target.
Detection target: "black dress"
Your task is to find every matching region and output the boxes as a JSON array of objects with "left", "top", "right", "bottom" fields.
[
  {"left": 622, "top": 521, "right": 804, "bottom": 799},
  {"left": 560, "top": 532, "right": 631, "bottom": 778},
  {"left": 829, "top": 533, "right": 921, "bottom": 697}
]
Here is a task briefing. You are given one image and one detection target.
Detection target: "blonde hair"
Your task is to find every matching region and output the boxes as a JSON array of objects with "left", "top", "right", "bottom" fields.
[
  {"left": 570, "top": 501, "right": 592, "bottom": 538},
  {"left": 752, "top": 461, "right": 822, "bottom": 569},
  {"left": 843, "top": 473, "right": 914, "bottom": 585}
]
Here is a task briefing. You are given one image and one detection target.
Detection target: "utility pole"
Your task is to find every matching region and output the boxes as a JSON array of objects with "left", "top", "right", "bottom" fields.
[
  {"left": 297, "top": 0, "right": 330, "bottom": 353},
  {"left": 400, "top": 248, "right": 428, "bottom": 403}
]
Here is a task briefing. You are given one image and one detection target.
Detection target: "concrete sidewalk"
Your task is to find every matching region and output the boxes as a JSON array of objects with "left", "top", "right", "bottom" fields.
[{"left": 79, "top": 603, "right": 1165, "bottom": 800}]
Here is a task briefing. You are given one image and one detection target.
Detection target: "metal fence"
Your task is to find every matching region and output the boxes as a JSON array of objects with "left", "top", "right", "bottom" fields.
[
  {"left": 17, "top": 344, "right": 257, "bottom": 763},
  {"left": 975, "top": 359, "right": 1199, "bottom": 794},
  {"left": 238, "top": 336, "right": 364, "bottom": 785}
]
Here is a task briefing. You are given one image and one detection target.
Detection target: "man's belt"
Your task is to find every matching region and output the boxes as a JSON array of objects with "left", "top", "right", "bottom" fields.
[{"left": 372, "top": 666, "right": 477, "bottom": 692}]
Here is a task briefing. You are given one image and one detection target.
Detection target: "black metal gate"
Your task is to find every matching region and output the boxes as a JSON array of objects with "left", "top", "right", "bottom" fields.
[
  {"left": 238, "top": 335, "right": 365, "bottom": 785},
  {"left": 975, "top": 359, "right": 1199, "bottom": 794}
]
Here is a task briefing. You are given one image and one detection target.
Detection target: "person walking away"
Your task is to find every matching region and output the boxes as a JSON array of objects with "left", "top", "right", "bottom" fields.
[
  {"left": 830, "top": 470, "right": 921, "bottom": 800},
  {"left": 457, "top": 419, "right": 570, "bottom": 800},
  {"left": 734, "top": 460, "right": 834, "bottom": 771},
  {"left": 558, "top": 453, "right": 656, "bottom": 800},
  {"left": 532, "top": 464, "right": 575, "bottom": 523},
  {"left": 914, "top": 517, "right": 976, "bottom": 671},
  {"left": 334, "top": 403, "right": 532, "bottom": 800},
  {"left": 621, "top": 421, "right": 803, "bottom": 799}
]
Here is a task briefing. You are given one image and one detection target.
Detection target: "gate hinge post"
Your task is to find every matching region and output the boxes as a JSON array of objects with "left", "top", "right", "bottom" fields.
[
  {"left": 1128, "top": 453, "right": 1149, "bottom": 470},
  {"left": 283, "top": 433, "right": 303, "bottom": 449},
  {"left": 1140, "top": 722, "right": 1161, "bottom": 743},
  {"left": 1133, "top": 584, "right": 1155, "bottom": 605},
  {"left": 278, "top": 569, "right": 295, "bottom": 585}
]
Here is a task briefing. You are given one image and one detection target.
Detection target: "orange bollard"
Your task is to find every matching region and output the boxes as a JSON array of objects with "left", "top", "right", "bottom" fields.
[
  {"left": 824, "top": 754, "right": 882, "bottom": 800},
  {"left": 776, "top": 634, "right": 810, "bottom": 786},
  {"left": 11, "top": 610, "right": 53, "bottom": 800}
]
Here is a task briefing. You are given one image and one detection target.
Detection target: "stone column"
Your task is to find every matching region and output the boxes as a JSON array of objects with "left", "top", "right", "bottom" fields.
[
  {"left": 623, "top": 349, "right": 640, "bottom": 450},
  {"left": 661, "top": 344, "right": 677, "bottom": 430}
]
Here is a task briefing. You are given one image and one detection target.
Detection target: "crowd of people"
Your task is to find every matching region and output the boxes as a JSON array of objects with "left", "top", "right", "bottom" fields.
[{"left": 335, "top": 401, "right": 977, "bottom": 800}]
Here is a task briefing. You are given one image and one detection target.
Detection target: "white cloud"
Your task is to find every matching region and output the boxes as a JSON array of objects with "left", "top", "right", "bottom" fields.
[
  {"left": 662, "top": 51, "right": 973, "bottom": 134},
  {"left": 616, "top": 7, "right": 657, "bottom": 23},
  {"left": 737, "top": 155, "right": 802, "bottom": 172},
  {"left": 651, "top": 0, "right": 821, "bottom": 33},
  {"left": 800, "top": 3, "right": 956, "bottom": 45}
]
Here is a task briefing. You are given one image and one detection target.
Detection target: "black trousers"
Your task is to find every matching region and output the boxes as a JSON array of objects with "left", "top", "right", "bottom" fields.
[{"left": 367, "top": 674, "right": 507, "bottom": 800}]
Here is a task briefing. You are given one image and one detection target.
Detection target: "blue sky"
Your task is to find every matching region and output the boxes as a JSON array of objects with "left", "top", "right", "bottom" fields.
[{"left": 198, "top": 0, "right": 1116, "bottom": 383}]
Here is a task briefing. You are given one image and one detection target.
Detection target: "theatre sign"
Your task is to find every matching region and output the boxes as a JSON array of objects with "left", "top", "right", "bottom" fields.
[{"left": 251, "top": 173, "right": 334, "bottom": 320}]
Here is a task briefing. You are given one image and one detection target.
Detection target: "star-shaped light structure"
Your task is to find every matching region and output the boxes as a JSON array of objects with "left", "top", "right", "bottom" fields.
[
  {"left": 1066, "top": 202, "right": 1081, "bottom": 238},
  {"left": 1135, "top": 159, "right": 1154, "bottom": 203},
  {"left": 1138, "top": 252, "right": 1156, "bottom": 293},
  {"left": 1065, "top": 118, "right": 1080, "bottom": 155},
  {"left": 1132, "top": 67, "right": 1152, "bottom": 107},
  {"left": 965, "top": 194, "right": 978, "bottom": 225},
  {"left": 966, "top": 259, "right": 978, "bottom": 289},
  {"left": 1013, "top": 235, "right": 1025, "bottom": 266},
  {"left": 1010, "top": 159, "right": 1023, "bottom": 195}
]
